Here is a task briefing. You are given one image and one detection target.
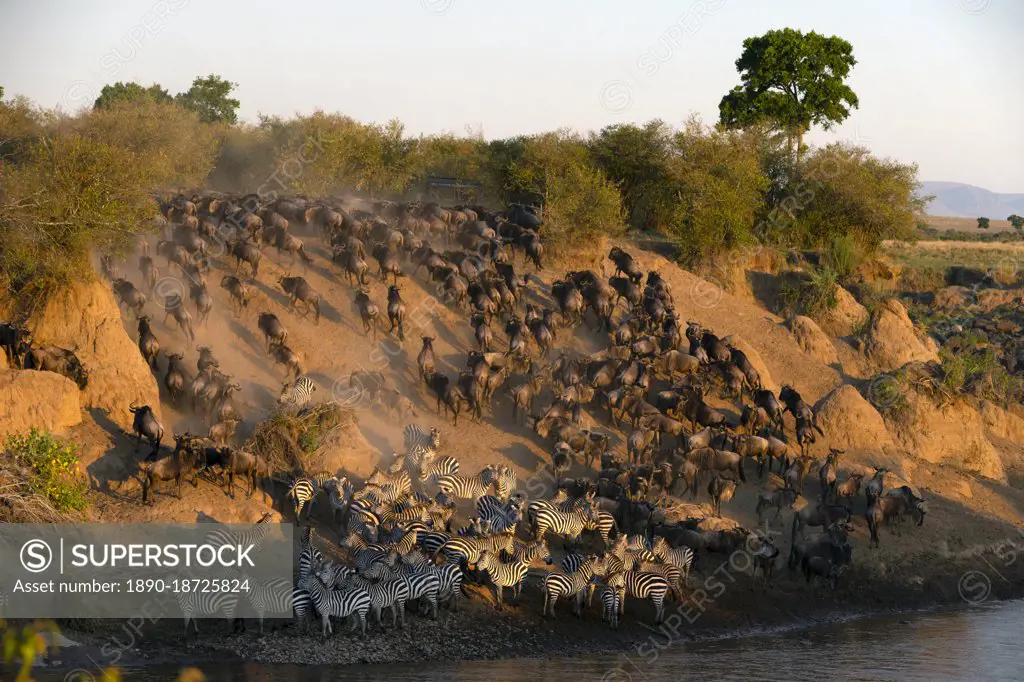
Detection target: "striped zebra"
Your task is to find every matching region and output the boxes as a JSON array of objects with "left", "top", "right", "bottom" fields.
[
  {"left": 416, "top": 455, "right": 460, "bottom": 487},
  {"left": 241, "top": 576, "right": 293, "bottom": 634},
  {"left": 417, "top": 529, "right": 451, "bottom": 557},
  {"left": 437, "top": 533, "right": 515, "bottom": 569},
  {"left": 483, "top": 465, "right": 517, "bottom": 500},
  {"left": 541, "top": 555, "right": 600, "bottom": 617},
  {"left": 404, "top": 424, "right": 440, "bottom": 458},
  {"left": 434, "top": 561, "right": 464, "bottom": 611},
  {"left": 324, "top": 476, "right": 353, "bottom": 527},
  {"left": 298, "top": 573, "right": 371, "bottom": 638},
  {"left": 203, "top": 511, "right": 275, "bottom": 553},
  {"left": 636, "top": 560, "right": 683, "bottom": 601},
  {"left": 652, "top": 537, "right": 695, "bottom": 586},
  {"left": 588, "top": 509, "right": 617, "bottom": 545},
  {"left": 364, "top": 573, "right": 412, "bottom": 629},
  {"left": 277, "top": 376, "right": 316, "bottom": 409},
  {"left": 340, "top": 532, "right": 396, "bottom": 573},
  {"left": 436, "top": 472, "right": 493, "bottom": 503},
  {"left": 291, "top": 585, "right": 312, "bottom": 632},
  {"left": 476, "top": 547, "right": 544, "bottom": 610},
  {"left": 177, "top": 587, "right": 240, "bottom": 636},
  {"left": 531, "top": 504, "right": 597, "bottom": 543},
  {"left": 476, "top": 496, "right": 522, "bottom": 535},
  {"left": 298, "top": 528, "right": 324, "bottom": 581},
  {"left": 389, "top": 557, "right": 441, "bottom": 619},
  {"left": 600, "top": 584, "right": 621, "bottom": 629},
  {"left": 616, "top": 570, "right": 670, "bottom": 624},
  {"left": 377, "top": 498, "right": 431, "bottom": 527},
  {"left": 288, "top": 473, "right": 333, "bottom": 520}
]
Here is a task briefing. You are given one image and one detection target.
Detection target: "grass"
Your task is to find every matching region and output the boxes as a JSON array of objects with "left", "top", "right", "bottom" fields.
[
  {"left": 2, "top": 429, "right": 90, "bottom": 516},
  {"left": 939, "top": 347, "right": 1024, "bottom": 405}
]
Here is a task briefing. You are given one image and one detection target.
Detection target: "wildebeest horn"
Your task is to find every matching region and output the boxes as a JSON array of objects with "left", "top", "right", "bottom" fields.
[{"left": 129, "top": 401, "right": 139, "bottom": 413}]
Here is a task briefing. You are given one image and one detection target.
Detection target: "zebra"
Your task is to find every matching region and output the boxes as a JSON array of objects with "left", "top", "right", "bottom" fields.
[
  {"left": 600, "top": 584, "right": 621, "bottom": 629},
  {"left": 434, "top": 561, "right": 464, "bottom": 611},
  {"left": 291, "top": 585, "right": 312, "bottom": 632},
  {"left": 177, "top": 587, "right": 240, "bottom": 637},
  {"left": 324, "top": 476, "right": 353, "bottom": 527},
  {"left": 287, "top": 473, "right": 333, "bottom": 520},
  {"left": 588, "top": 509, "right": 617, "bottom": 546},
  {"left": 298, "top": 573, "right": 371, "bottom": 639},
  {"left": 542, "top": 555, "right": 601, "bottom": 617},
  {"left": 377, "top": 498, "right": 431, "bottom": 527},
  {"left": 363, "top": 572, "right": 412, "bottom": 629},
  {"left": 436, "top": 472, "right": 493, "bottom": 503},
  {"left": 417, "top": 529, "right": 451, "bottom": 557},
  {"left": 203, "top": 511, "right": 274, "bottom": 553},
  {"left": 531, "top": 504, "right": 597, "bottom": 544},
  {"left": 476, "top": 496, "right": 522, "bottom": 535},
  {"left": 616, "top": 570, "right": 670, "bottom": 624},
  {"left": 404, "top": 424, "right": 440, "bottom": 458},
  {"left": 390, "top": 559, "right": 441, "bottom": 619},
  {"left": 636, "top": 560, "right": 683, "bottom": 601},
  {"left": 437, "top": 534, "right": 515, "bottom": 570},
  {"left": 298, "top": 533, "right": 325, "bottom": 581},
  {"left": 483, "top": 465, "right": 517, "bottom": 500},
  {"left": 340, "top": 533, "right": 396, "bottom": 573},
  {"left": 476, "top": 548, "right": 542, "bottom": 610},
  {"left": 652, "top": 537, "right": 695, "bottom": 586},
  {"left": 416, "top": 455, "right": 460, "bottom": 487},
  {"left": 277, "top": 376, "right": 316, "bottom": 409},
  {"left": 240, "top": 576, "right": 293, "bottom": 634}
]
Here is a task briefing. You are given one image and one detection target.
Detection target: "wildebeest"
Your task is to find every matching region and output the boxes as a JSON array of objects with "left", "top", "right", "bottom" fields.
[
  {"left": 386, "top": 285, "right": 407, "bottom": 341},
  {"left": 189, "top": 281, "right": 213, "bottom": 327},
  {"left": 791, "top": 503, "right": 851, "bottom": 542},
  {"left": 112, "top": 278, "right": 147, "bottom": 318},
  {"left": 23, "top": 345, "right": 89, "bottom": 389},
  {"left": 608, "top": 247, "right": 642, "bottom": 284},
  {"left": 354, "top": 289, "right": 382, "bottom": 340},
  {"left": 141, "top": 433, "right": 198, "bottom": 504},
  {"left": 707, "top": 475, "right": 737, "bottom": 517},
  {"left": 220, "top": 275, "right": 252, "bottom": 315},
  {"left": 755, "top": 488, "right": 799, "bottom": 526},
  {"left": 229, "top": 239, "right": 261, "bottom": 277},
  {"left": 278, "top": 276, "right": 321, "bottom": 324},
  {"left": 129, "top": 402, "right": 164, "bottom": 459},
  {"left": 0, "top": 322, "right": 31, "bottom": 368},
  {"left": 417, "top": 337, "right": 437, "bottom": 387},
  {"left": 164, "top": 352, "right": 190, "bottom": 407},
  {"left": 269, "top": 342, "right": 303, "bottom": 380},
  {"left": 866, "top": 487, "right": 926, "bottom": 548},
  {"left": 257, "top": 312, "right": 288, "bottom": 350},
  {"left": 137, "top": 316, "right": 160, "bottom": 370}
]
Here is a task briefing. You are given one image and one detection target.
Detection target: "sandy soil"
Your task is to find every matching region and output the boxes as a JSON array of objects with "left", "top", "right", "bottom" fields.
[{"left": 48, "top": 218, "right": 1024, "bottom": 667}]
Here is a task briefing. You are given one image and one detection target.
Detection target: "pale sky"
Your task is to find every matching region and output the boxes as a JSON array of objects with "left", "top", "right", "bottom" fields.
[{"left": 1, "top": 0, "right": 1021, "bottom": 192}]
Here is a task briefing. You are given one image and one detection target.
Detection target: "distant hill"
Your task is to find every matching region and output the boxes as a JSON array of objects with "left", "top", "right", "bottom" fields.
[{"left": 919, "top": 181, "right": 1024, "bottom": 219}]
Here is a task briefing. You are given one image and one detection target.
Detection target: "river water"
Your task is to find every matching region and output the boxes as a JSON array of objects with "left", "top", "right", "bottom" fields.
[{"left": 61, "top": 600, "right": 1024, "bottom": 681}]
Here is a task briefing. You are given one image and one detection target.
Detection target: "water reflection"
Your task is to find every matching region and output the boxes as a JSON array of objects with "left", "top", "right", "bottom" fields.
[{"left": 45, "top": 600, "right": 1024, "bottom": 682}]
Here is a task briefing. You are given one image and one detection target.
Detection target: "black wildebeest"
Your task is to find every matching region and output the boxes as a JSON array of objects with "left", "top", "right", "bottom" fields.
[
  {"left": 137, "top": 316, "right": 160, "bottom": 370},
  {"left": 258, "top": 312, "right": 288, "bottom": 350},
  {"left": 220, "top": 275, "right": 252, "bottom": 315},
  {"left": 0, "top": 322, "right": 31, "bottom": 368},
  {"left": 229, "top": 239, "right": 261, "bottom": 277},
  {"left": 112, "top": 278, "right": 147, "bottom": 318},
  {"left": 23, "top": 345, "right": 89, "bottom": 389},
  {"left": 387, "top": 285, "right": 407, "bottom": 341},
  {"left": 354, "top": 289, "right": 382, "bottom": 340},
  {"left": 425, "top": 371, "right": 467, "bottom": 426},
  {"left": 164, "top": 352, "right": 190, "bottom": 407},
  {"left": 608, "top": 247, "right": 642, "bottom": 284},
  {"left": 417, "top": 336, "right": 437, "bottom": 388},
  {"left": 269, "top": 342, "right": 303, "bottom": 380},
  {"left": 708, "top": 475, "right": 737, "bottom": 517},
  {"left": 129, "top": 402, "right": 164, "bottom": 459},
  {"left": 278, "top": 276, "right": 321, "bottom": 324},
  {"left": 141, "top": 433, "right": 199, "bottom": 504}
]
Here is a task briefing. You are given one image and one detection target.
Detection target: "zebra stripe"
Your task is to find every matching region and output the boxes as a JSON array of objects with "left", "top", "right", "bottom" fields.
[
  {"left": 417, "top": 455, "right": 460, "bottom": 486},
  {"left": 177, "top": 588, "right": 239, "bottom": 635},
  {"left": 476, "top": 549, "right": 534, "bottom": 609},
  {"left": 652, "top": 538, "right": 694, "bottom": 585},
  {"left": 436, "top": 472, "right": 492, "bottom": 502},
  {"left": 542, "top": 557, "right": 599, "bottom": 617},
  {"left": 278, "top": 376, "right": 316, "bottom": 409},
  {"left": 242, "top": 576, "right": 293, "bottom": 634},
  {"left": 616, "top": 570, "right": 670, "bottom": 624},
  {"left": 531, "top": 505, "right": 595, "bottom": 542},
  {"left": 298, "top": 574, "right": 371, "bottom": 638},
  {"left": 203, "top": 512, "right": 274, "bottom": 553},
  {"left": 600, "top": 585, "right": 621, "bottom": 629},
  {"left": 404, "top": 424, "right": 441, "bottom": 452}
]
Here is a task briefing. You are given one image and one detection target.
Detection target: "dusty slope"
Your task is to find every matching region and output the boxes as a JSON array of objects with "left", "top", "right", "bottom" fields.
[{"left": 48, "top": 224, "right": 1024, "bottom": 656}]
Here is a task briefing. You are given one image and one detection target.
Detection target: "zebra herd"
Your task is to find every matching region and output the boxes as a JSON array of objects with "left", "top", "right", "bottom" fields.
[{"left": 271, "top": 423, "right": 697, "bottom": 638}]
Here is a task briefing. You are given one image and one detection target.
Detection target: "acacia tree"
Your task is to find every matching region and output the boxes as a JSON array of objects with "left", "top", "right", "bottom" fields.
[
  {"left": 175, "top": 74, "right": 240, "bottom": 124},
  {"left": 93, "top": 82, "right": 171, "bottom": 109},
  {"left": 1008, "top": 214, "right": 1024, "bottom": 230},
  {"left": 719, "top": 28, "right": 859, "bottom": 162},
  {"left": 977, "top": 217, "right": 990, "bottom": 230}
]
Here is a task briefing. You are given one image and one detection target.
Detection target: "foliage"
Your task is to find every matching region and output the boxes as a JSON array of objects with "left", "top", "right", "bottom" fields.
[
  {"left": 4, "top": 429, "right": 89, "bottom": 513},
  {"left": 666, "top": 118, "right": 768, "bottom": 264},
  {"left": 587, "top": 120, "right": 676, "bottom": 232},
  {"left": 778, "top": 265, "right": 839, "bottom": 319},
  {"left": 977, "top": 216, "right": 990, "bottom": 230},
  {"left": 940, "top": 347, "right": 1024, "bottom": 405},
  {"left": 783, "top": 143, "right": 925, "bottom": 250},
  {"left": 93, "top": 82, "right": 172, "bottom": 110},
  {"left": 1, "top": 619, "right": 61, "bottom": 682},
  {"left": 175, "top": 74, "right": 240, "bottom": 125},
  {"left": 1008, "top": 214, "right": 1024, "bottom": 230},
  {"left": 823, "top": 234, "right": 863, "bottom": 281},
  {"left": 719, "top": 28, "right": 859, "bottom": 160}
]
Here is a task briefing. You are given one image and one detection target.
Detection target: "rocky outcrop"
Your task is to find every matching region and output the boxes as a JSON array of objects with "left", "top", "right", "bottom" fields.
[
  {"left": 860, "top": 299, "right": 940, "bottom": 373},
  {"left": 27, "top": 280, "right": 160, "bottom": 430},
  {"left": 815, "top": 385, "right": 895, "bottom": 453},
  {"left": 817, "top": 286, "right": 869, "bottom": 337},
  {"left": 0, "top": 370, "right": 82, "bottom": 439},
  {"left": 789, "top": 316, "right": 838, "bottom": 365}
]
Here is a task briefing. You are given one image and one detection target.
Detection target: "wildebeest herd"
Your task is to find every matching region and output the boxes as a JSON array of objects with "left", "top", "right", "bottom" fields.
[{"left": 1, "top": 190, "right": 928, "bottom": 637}]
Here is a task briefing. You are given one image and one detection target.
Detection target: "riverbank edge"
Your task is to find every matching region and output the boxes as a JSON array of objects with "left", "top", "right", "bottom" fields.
[{"left": 42, "top": 561, "right": 1024, "bottom": 672}]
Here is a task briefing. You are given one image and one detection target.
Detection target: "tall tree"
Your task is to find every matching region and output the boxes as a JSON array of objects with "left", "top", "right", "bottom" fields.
[
  {"left": 1007, "top": 214, "right": 1024, "bottom": 230},
  {"left": 719, "top": 29, "right": 859, "bottom": 162},
  {"left": 977, "top": 217, "right": 990, "bottom": 230},
  {"left": 93, "top": 82, "right": 172, "bottom": 109},
  {"left": 175, "top": 74, "right": 240, "bottom": 124}
]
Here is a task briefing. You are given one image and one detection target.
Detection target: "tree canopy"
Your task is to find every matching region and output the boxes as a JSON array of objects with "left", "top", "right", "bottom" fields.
[
  {"left": 174, "top": 74, "right": 240, "bottom": 124},
  {"left": 1008, "top": 214, "right": 1024, "bottom": 230},
  {"left": 719, "top": 28, "right": 859, "bottom": 160},
  {"left": 93, "top": 82, "right": 172, "bottom": 109},
  {"left": 977, "top": 217, "right": 991, "bottom": 229}
]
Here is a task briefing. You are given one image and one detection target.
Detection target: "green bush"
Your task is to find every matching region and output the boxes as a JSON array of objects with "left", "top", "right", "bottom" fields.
[
  {"left": 4, "top": 429, "right": 90, "bottom": 513},
  {"left": 779, "top": 265, "right": 839, "bottom": 319},
  {"left": 823, "top": 234, "right": 863, "bottom": 281}
]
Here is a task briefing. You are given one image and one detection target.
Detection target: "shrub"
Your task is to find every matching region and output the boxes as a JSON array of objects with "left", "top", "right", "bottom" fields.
[
  {"left": 4, "top": 428, "right": 89, "bottom": 513},
  {"left": 823, "top": 234, "right": 863, "bottom": 281},
  {"left": 779, "top": 265, "right": 839, "bottom": 319}
]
